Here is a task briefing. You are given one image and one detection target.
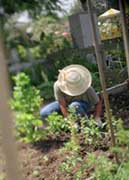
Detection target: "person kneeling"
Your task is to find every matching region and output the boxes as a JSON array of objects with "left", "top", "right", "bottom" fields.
[{"left": 40, "top": 64, "right": 102, "bottom": 128}]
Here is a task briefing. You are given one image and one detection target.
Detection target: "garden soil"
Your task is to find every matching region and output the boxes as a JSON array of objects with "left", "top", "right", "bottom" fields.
[{"left": 0, "top": 90, "right": 129, "bottom": 180}]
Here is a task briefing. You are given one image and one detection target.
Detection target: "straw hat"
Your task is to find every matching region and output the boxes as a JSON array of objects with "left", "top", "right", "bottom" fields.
[{"left": 57, "top": 64, "right": 92, "bottom": 96}]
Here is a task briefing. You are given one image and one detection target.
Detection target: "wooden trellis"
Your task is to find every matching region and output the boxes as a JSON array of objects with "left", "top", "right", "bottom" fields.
[
  {"left": 87, "top": 0, "right": 129, "bottom": 164},
  {"left": 87, "top": 0, "right": 118, "bottom": 163}
]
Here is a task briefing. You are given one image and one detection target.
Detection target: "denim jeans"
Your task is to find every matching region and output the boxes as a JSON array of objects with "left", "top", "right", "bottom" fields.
[{"left": 40, "top": 100, "right": 90, "bottom": 120}]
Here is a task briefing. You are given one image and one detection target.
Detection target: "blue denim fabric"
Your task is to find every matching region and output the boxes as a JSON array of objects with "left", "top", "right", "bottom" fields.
[
  {"left": 40, "top": 101, "right": 61, "bottom": 119},
  {"left": 68, "top": 101, "right": 90, "bottom": 116},
  {"left": 40, "top": 100, "right": 90, "bottom": 120}
]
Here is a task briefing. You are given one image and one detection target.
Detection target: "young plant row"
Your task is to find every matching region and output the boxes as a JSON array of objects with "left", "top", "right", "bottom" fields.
[{"left": 11, "top": 72, "right": 129, "bottom": 179}]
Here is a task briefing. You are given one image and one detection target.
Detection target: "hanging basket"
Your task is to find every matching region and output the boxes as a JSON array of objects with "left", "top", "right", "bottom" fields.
[{"left": 98, "top": 9, "right": 122, "bottom": 40}]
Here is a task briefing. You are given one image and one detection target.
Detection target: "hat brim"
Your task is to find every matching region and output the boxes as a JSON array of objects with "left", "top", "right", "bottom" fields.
[{"left": 57, "top": 64, "right": 92, "bottom": 96}]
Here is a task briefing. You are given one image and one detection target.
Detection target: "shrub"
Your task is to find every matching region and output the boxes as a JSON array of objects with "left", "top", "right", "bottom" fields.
[{"left": 11, "top": 72, "right": 45, "bottom": 142}]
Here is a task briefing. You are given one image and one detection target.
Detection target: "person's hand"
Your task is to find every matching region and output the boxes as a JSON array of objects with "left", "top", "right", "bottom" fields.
[{"left": 95, "top": 116, "right": 102, "bottom": 128}]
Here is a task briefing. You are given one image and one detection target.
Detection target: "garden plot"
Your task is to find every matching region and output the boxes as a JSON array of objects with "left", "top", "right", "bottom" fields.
[{"left": 1, "top": 89, "right": 129, "bottom": 180}]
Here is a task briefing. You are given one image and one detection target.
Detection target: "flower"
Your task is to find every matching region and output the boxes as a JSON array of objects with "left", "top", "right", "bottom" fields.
[{"left": 62, "top": 32, "right": 70, "bottom": 37}]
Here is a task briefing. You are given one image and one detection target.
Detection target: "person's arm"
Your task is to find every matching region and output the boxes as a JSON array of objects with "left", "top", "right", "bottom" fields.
[
  {"left": 87, "top": 86, "right": 102, "bottom": 118},
  {"left": 54, "top": 82, "right": 68, "bottom": 117},
  {"left": 87, "top": 86, "right": 103, "bottom": 126},
  {"left": 59, "top": 98, "right": 68, "bottom": 117},
  {"left": 94, "top": 100, "right": 102, "bottom": 119},
  {"left": 94, "top": 95, "right": 103, "bottom": 127}
]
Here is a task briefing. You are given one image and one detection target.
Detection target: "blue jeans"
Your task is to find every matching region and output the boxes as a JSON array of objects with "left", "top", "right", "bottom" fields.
[{"left": 40, "top": 100, "right": 90, "bottom": 120}]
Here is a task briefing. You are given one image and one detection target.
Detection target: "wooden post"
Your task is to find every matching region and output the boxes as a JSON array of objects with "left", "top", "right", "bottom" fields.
[
  {"left": 119, "top": 0, "right": 129, "bottom": 77},
  {"left": 0, "top": 37, "right": 23, "bottom": 180},
  {"left": 87, "top": 0, "right": 118, "bottom": 163}
]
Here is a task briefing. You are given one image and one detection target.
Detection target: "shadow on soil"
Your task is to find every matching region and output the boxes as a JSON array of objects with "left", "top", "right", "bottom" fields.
[{"left": 33, "top": 134, "right": 70, "bottom": 153}]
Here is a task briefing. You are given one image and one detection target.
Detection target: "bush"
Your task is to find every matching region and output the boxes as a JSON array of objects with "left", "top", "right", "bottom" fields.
[{"left": 11, "top": 72, "right": 45, "bottom": 142}]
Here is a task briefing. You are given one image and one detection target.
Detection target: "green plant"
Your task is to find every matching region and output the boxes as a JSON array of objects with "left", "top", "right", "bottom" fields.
[
  {"left": 38, "top": 81, "right": 54, "bottom": 100},
  {"left": 11, "top": 72, "right": 41, "bottom": 113},
  {"left": 59, "top": 113, "right": 129, "bottom": 179},
  {"left": 74, "top": 154, "right": 95, "bottom": 180},
  {"left": 59, "top": 108, "right": 82, "bottom": 154},
  {"left": 29, "top": 46, "right": 41, "bottom": 59},
  {"left": 2, "top": 0, "right": 61, "bottom": 16},
  {"left": 116, "top": 119, "right": 129, "bottom": 145},
  {"left": 85, "top": 152, "right": 129, "bottom": 180},
  {"left": 73, "top": 153, "right": 116, "bottom": 180},
  {"left": 59, "top": 155, "right": 82, "bottom": 174},
  {"left": 91, "top": 72, "right": 101, "bottom": 91},
  {"left": 17, "top": 45, "right": 27, "bottom": 60},
  {"left": 60, "top": 115, "right": 129, "bottom": 180},
  {"left": 114, "top": 161, "right": 129, "bottom": 180},
  {"left": 74, "top": 152, "right": 129, "bottom": 180},
  {"left": 62, "top": 110, "right": 103, "bottom": 153},
  {"left": 63, "top": 141, "right": 81, "bottom": 154},
  {"left": 39, "top": 33, "right": 71, "bottom": 56},
  {"left": 81, "top": 116, "right": 102, "bottom": 146},
  {"left": 11, "top": 72, "right": 45, "bottom": 142},
  {"left": 110, "top": 118, "right": 129, "bottom": 162},
  {"left": 66, "top": 108, "right": 82, "bottom": 152},
  {"left": 47, "top": 112, "right": 70, "bottom": 135},
  {"left": 93, "top": 156, "right": 116, "bottom": 180}
]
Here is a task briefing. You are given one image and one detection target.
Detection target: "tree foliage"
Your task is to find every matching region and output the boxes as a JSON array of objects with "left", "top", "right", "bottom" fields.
[
  {"left": 1, "top": 0, "right": 62, "bottom": 15},
  {"left": 107, "top": 0, "right": 129, "bottom": 10}
]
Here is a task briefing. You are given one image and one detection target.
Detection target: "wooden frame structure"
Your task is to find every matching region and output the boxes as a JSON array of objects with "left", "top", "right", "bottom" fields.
[{"left": 87, "top": 0, "right": 129, "bottom": 163}]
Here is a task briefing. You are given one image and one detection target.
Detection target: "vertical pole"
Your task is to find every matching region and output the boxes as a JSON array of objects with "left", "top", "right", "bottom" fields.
[
  {"left": 119, "top": 0, "right": 129, "bottom": 77},
  {"left": 87, "top": 0, "right": 118, "bottom": 163},
  {"left": 0, "top": 37, "right": 22, "bottom": 180}
]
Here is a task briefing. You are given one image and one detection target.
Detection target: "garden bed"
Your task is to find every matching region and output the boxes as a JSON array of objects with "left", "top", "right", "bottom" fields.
[
  {"left": 1, "top": 90, "right": 129, "bottom": 180},
  {"left": 110, "top": 89, "right": 129, "bottom": 127}
]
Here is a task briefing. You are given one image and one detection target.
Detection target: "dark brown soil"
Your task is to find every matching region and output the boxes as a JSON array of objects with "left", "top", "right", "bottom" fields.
[
  {"left": 1, "top": 90, "right": 129, "bottom": 180},
  {"left": 110, "top": 90, "right": 129, "bottom": 127}
]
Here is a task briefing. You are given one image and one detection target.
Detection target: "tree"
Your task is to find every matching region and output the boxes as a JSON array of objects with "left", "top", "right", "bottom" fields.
[
  {"left": 107, "top": 0, "right": 119, "bottom": 9},
  {"left": 107, "top": 0, "right": 129, "bottom": 10},
  {"left": 0, "top": 0, "right": 62, "bottom": 15}
]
